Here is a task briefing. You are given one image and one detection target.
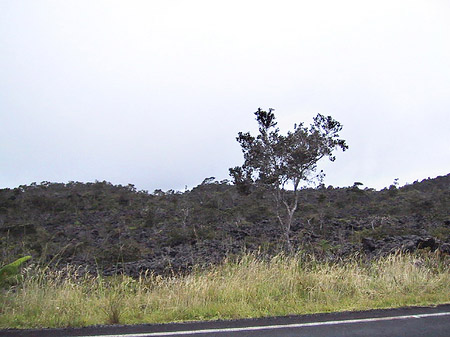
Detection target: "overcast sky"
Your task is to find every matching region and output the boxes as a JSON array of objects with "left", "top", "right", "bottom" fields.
[{"left": 1, "top": 0, "right": 449, "bottom": 192}]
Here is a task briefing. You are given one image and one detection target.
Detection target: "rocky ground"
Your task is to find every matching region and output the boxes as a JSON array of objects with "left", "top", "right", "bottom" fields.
[{"left": 1, "top": 174, "right": 449, "bottom": 276}]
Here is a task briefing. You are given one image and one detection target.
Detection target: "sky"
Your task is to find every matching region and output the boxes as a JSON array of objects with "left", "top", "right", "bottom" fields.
[{"left": 1, "top": 0, "right": 449, "bottom": 192}]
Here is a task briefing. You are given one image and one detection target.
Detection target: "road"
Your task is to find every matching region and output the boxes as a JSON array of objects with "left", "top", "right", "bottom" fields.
[{"left": 1, "top": 305, "right": 449, "bottom": 337}]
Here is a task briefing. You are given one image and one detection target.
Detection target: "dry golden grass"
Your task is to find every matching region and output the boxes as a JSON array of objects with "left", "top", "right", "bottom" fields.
[{"left": 1, "top": 252, "right": 449, "bottom": 329}]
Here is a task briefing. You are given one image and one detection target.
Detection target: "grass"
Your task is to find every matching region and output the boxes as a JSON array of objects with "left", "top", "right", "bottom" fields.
[{"left": 0, "top": 251, "right": 449, "bottom": 329}]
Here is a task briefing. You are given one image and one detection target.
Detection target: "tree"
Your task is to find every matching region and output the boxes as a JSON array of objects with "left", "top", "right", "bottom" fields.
[{"left": 230, "top": 108, "right": 348, "bottom": 251}]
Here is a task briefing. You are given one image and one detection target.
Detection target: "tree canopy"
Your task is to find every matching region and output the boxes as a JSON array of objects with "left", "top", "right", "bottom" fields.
[
  {"left": 230, "top": 108, "right": 348, "bottom": 250},
  {"left": 230, "top": 108, "right": 348, "bottom": 193}
]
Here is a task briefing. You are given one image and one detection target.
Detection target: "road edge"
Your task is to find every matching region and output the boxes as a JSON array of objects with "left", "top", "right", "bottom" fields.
[{"left": 1, "top": 303, "right": 450, "bottom": 337}]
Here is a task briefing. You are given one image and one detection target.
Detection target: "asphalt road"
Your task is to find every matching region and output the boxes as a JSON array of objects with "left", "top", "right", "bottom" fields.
[{"left": 2, "top": 305, "right": 449, "bottom": 337}]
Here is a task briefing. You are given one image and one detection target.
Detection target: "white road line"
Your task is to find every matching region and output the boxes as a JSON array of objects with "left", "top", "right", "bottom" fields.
[{"left": 76, "top": 312, "right": 450, "bottom": 337}]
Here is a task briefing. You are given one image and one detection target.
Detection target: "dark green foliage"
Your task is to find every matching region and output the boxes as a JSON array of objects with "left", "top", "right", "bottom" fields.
[
  {"left": 229, "top": 108, "right": 348, "bottom": 250},
  {"left": 166, "top": 226, "right": 196, "bottom": 246},
  {"left": 0, "top": 174, "right": 448, "bottom": 275},
  {"left": 230, "top": 109, "right": 348, "bottom": 190}
]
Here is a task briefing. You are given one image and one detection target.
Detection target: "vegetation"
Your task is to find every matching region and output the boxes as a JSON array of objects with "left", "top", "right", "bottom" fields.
[
  {"left": 230, "top": 108, "right": 347, "bottom": 251},
  {"left": 0, "top": 252, "right": 448, "bottom": 329},
  {"left": 1, "top": 174, "right": 449, "bottom": 275},
  {"left": 0, "top": 109, "right": 448, "bottom": 329},
  {"left": 0, "top": 256, "right": 31, "bottom": 287}
]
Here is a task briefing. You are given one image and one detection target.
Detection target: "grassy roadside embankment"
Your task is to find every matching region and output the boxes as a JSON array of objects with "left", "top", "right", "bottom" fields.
[{"left": 1, "top": 252, "right": 449, "bottom": 329}]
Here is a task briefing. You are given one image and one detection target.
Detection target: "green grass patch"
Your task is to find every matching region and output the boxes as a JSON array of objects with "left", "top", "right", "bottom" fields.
[{"left": 1, "top": 252, "right": 449, "bottom": 329}]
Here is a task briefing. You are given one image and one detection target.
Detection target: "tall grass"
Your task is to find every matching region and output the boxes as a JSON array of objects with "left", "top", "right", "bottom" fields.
[{"left": 0, "top": 252, "right": 449, "bottom": 329}]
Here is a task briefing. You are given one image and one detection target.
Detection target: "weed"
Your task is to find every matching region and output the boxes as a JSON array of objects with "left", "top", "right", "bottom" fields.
[
  {"left": 0, "top": 256, "right": 31, "bottom": 287},
  {"left": 0, "top": 252, "right": 448, "bottom": 329}
]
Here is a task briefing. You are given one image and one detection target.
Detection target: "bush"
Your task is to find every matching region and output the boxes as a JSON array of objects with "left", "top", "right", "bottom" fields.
[{"left": 0, "top": 255, "right": 32, "bottom": 287}]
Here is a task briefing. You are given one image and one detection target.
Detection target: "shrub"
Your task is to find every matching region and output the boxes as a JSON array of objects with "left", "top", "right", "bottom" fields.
[{"left": 0, "top": 255, "right": 32, "bottom": 287}]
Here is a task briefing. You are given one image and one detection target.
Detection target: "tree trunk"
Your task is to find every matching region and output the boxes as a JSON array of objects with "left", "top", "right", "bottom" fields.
[
  {"left": 275, "top": 188, "right": 298, "bottom": 254},
  {"left": 284, "top": 208, "right": 295, "bottom": 253}
]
